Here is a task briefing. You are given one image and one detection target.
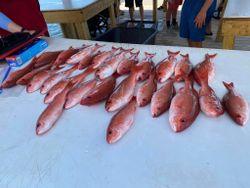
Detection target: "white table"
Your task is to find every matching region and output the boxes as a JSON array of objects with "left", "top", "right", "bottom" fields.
[
  {"left": 218, "top": 0, "right": 250, "bottom": 49},
  {"left": 39, "top": 0, "right": 117, "bottom": 39},
  {"left": 0, "top": 37, "right": 250, "bottom": 188}
]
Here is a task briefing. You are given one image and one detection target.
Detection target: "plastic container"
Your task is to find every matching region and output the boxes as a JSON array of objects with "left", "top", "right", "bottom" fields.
[{"left": 95, "top": 20, "right": 158, "bottom": 45}]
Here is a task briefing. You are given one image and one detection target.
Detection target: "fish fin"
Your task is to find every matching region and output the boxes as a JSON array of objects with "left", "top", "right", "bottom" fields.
[
  {"left": 111, "top": 46, "right": 120, "bottom": 52},
  {"left": 223, "top": 81, "right": 234, "bottom": 91},
  {"left": 167, "top": 50, "right": 180, "bottom": 57}
]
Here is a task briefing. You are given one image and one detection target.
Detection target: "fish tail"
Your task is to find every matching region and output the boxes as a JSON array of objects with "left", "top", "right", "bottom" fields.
[
  {"left": 167, "top": 50, "right": 180, "bottom": 57},
  {"left": 144, "top": 52, "right": 156, "bottom": 59},
  {"left": 223, "top": 81, "right": 234, "bottom": 91},
  {"left": 180, "top": 53, "right": 189, "bottom": 59},
  {"left": 120, "top": 47, "right": 134, "bottom": 53},
  {"left": 94, "top": 43, "right": 105, "bottom": 49},
  {"left": 205, "top": 53, "right": 217, "bottom": 60}
]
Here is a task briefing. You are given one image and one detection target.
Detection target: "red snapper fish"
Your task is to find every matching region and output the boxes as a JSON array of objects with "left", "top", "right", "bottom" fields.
[
  {"left": 40, "top": 64, "right": 78, "bottom": 94},
  {"left": 156, "top": 50, "right": 179, "bottom": 83},
  {"left": 106, "top": 97, "right": 137, "bottom": 144},
  {"left": 169, "top": 76, "right": 200, "bottom": 132},
  {"left": 105, "top": 72, "right": 137, "bottom": 112},
  {"left": 64, "top": 79, "right": 97, "bottom": 109},
  {"left": 78, "top": 50, "right": 101, "bottom": 70},
  {"left": 136, "top": 68, "right": 157, "bottom": 107},
  {"left": 222, "top": 82, "right": 249, "bottom": 126},
  {"left": 117, "top": 50, "right": 140, "bottom": 75},
  {"left": 35, "top": 51, "right": 62, "bottom": 68},
  {"left": 133, "top": 52, "right": 155, "bottom": 81},
  {"left": 36, "top": 82, "right": 74, "bottom": 135},
  {"left": 199, "top": 73, "right": 224, "bottom": 117},
  {"left": 26, "top": 67, "right": 62, "bottom": 93},
  {"left": 151, "top": 78, "right": 175, "bottom": 117},
  {"left": 53, "top": 47, "right": 79, "bottom": 66},
  {"left": 44, "top": 79, "right": 70, "bottom": 104},
  {"left": 66, "top": 44, "right": 103, "bottom": 64},
  {"left": 16, "top": 63, "right": 52, "bottom": 85},
  {"left": 95, "top": 48, "right": 133, "bottom": 80},
  {"left": 91, "top": 47, "right": 120, "bottom": 69},
  {"left": 193, "top": 53, "right": 217, "bottom": 85},
  {"left": 0, "top": 57, "right": 37, "bottom": 88},
  {"left": 80, "top": 76, "right": 116, "bottom": 105},
  {"left": 174, "top": 54, "right": 193, "bottom": 82}
]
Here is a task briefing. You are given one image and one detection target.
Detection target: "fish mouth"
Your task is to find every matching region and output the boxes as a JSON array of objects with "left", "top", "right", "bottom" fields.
[
  {"left": 235, "top": 114, "right": 246, "bottom": 126},
  {"left": 106, "top": 129, "right": 121, "bottom": 144}
]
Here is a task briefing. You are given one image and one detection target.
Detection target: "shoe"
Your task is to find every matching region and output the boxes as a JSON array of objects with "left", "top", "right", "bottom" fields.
[
  {"left": 205, "top": 32, "right": 213, "bottom": 36},
  {"left": 172, "top": 23, "right": 179, "bottom": 30},
  {"left": 158, "top": 6, "right": 163, "bottom": 10}
]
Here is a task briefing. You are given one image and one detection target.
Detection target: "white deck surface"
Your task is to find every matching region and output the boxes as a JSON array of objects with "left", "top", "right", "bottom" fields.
[{"left": 0, "top": 37, "right": 250, "bottom": 188}]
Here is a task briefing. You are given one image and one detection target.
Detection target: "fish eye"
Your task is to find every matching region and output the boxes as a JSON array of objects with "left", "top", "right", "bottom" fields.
[
  {"left": 180, "top": 118, "right": 185, "bottom": 123},
  {"left": 236, "top": 114, "right": 242, "bottom": 118},
  {"left": 108, "top": 131, "right": 112, "bottom": 135},
  {"left": 87, "top": 96, "right": 91, "bottom": 99}
]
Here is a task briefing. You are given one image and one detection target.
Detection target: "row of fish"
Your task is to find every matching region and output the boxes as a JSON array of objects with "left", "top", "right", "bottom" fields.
[{"left": 0, "top": 44, "right": 248, "bottom": 145}]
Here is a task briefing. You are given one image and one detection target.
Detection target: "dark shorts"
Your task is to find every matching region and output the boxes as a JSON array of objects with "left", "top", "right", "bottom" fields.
[
  {"left": 180, "top": 0, "right": 216, "bottom": 42},
  {"left": 125, "top": 0, "right": 143, "bottom": 7}
]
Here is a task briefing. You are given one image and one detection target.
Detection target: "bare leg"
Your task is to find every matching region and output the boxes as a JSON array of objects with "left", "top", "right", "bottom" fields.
[
  {"left": 188, "top": 39, "right": 202, "bottom": 48},
  {"left": 139, "top": 5, "right": 144, "bottom": 22},
  {"left": 206, "top": 21, "right": 212, "bottom": 34},
  {"left": 129, "top": 6, "right": 135, "bottom": 21},
  {"left": 166, "top": 8, "right": 172, "bottom": 28}
]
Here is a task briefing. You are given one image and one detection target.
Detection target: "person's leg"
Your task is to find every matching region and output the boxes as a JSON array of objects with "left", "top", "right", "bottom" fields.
[
  {"left": 139, "top": 5, "right": 144, "bottom": 22},
  {"left": 166, "top": 9, "right": 172, "bottom": 28},
  {"left": 136, "top": 0, "right": 144, "bottom": 22},
  {"left": 172, "top": 9, "right": 178, "bottom": 26},
  {"left": 205, "top": 21, "right": 212, "bottom": 35},
  {"left": 129, "top": 6, "right": 135, "bottom": 21},
  {"left": 125, "top": 0, "right": 134, "bottom": 20},
  {"left": 188, "top": 39, "right": 202, "bottom": 48}
]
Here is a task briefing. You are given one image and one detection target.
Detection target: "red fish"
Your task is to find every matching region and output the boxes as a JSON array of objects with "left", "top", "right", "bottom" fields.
[
  {"left": 26, "top": 68, "right": 62, "bottom": 93},
  {"left": 53, "top": 47, "right": 79, "bottom": 66},
  {"left": 36, "top": 82, "right": 74, "bottom": 135},
  {"left": 133, "top": 52, "right": 155, "bottom": 81},
  {"left": 136, "top": 68, "right": 157, "bottom": 107},
  {"left": 174, "top": 54, "right": 193, "bottom": 82},
  {"left": 80, "top": 76, "right": 116, "bottom": 105},
  {"left": 0, "top": 57, "right": 37, "bottom": 88},
  {"left": 40, "top": 64, "right": 78, "bottom": 94},
  {"left": 193, "top": 53, "right": 217, "bottom": 85},
  {"left": 96, "top": 48, "right": 133, "bottom": 80},
  {"left": 117, "top": 51, "right": 140, "bottom": 75},
  {"left": 199, "top": 73, "right": 224, "bottom": 117},
  {"left": 105, "top": 73, "right": 137, "bottom": 112},
  {"left": 169, "top": 76, "right": 200, "bottom": 132},
  {"left": 16, "top": 63, "right": 52, "bottom": 85},
  {"left": 106, "top": 97, "right": 137, "bottom": 144},
  {"left": 91, "top": 47, "right": 120, "bottom": 69},
  {"left": 151, "top": 78, "right": 175, "bottom": 117},
  {"left": 35, "top": 51, "right": 62, "bottom": 68},
  {"left": 70, "top": 67, "right": 95, "bottom": 85},
  {"left": 78, "top": 50, "right": 101, "bottom": 70},
  {"left": 222, "top": 82, "right": 249, "bottom": 126},
  {"left": 156, "top": 50, "right": 179, "bottom": 83},
  {"left": 44, "top": 79, "right": 69, "bottom": 104},
  {"left": 66, "top": 44, "right": 103, "bottom": 64},
  {"left": 64, "top": 79, "right": 97, "bottom": 109}
]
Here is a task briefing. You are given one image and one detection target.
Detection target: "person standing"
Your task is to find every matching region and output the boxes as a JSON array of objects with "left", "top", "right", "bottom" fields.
[
  {"left": 179, "top": 0, "right": 217, "bottom": 47},
  {"left": 166, "top": 0, "right": 183, "bottom": 29},
  {"left": 0, "top": 0, "right": 48, "bottom": 37},
  {"left": 125, "top": 0, "right": 144, "bottom": 22}
]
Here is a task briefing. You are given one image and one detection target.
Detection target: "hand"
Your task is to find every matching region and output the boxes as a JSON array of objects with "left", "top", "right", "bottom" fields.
[{"left": 194, "top": 10, "right": 206, "bottom": 29}]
